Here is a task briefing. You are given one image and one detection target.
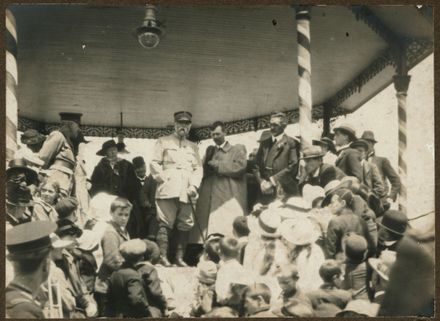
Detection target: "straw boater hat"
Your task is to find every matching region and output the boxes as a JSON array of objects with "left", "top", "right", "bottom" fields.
[
  {"left": 302, "top": 184, "right": 325, "bottom": 208},
  {"left": 368, "top": 250, "right": 397, "bottom": 282},
  {"left": 280, "top": 218, "right": 320, "bottom": 246},
  {"left": 300, "top": 146, "right": 325, "bottom": 160},
  {"left": 278, "top": 197, "right": 311, "bottom": 220},
  {"left": 258, "top": 209, "right": 281, "bottom": 238}
]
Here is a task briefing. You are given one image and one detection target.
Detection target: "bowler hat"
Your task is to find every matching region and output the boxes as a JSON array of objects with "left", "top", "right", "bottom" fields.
[
  {"left": 350, "top": 139, "right": 369, "bottom": 151},
  {"left": 361, "top": 130, "right": 378, "bottom": 143},
  {"left": 132, "top": 156, "right": 146, "bottom": 169},
  {"left": 55, "top": 197, "right": 79, "bottom": 218},
  {"left": 378, "top": 210, "right": 408, "bottom": 236},
  {"left": 174, "top": 111, "right": 192, "bottom": 122},
  {"left": 333, "top": 124, "right": 356, "bottom": 141},
  {"left": 6, "top": 158, "right": 39, "bottom": 186},
  {"left": 96, "top": 139, "right": 118, "bottom": 156},
  {"left": 300, "top": 146, "right": 325, "bottom": 160},
  {"left": 6, "top": 181, "right": 34, "bottom": 207},
  {"left": 7, "top": 221, "right": 57, "bottom": 260},
  {"left": 20, "top": 129, "right": 46, "bottom": 146}
]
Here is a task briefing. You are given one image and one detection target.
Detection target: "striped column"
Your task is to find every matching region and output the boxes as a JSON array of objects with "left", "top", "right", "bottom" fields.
[
  {"left": 393, "top": 75, "right": 410, "bottom": 215},
  {"left": 296, "top": 6, "right": 313, "bottom": 150},
  {"left": 6, "top": 9, "right": 18, "bottom": 163}
]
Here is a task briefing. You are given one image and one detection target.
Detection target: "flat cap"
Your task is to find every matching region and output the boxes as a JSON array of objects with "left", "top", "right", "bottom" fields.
[{"left": 119, "top": 239, "right": 147, "bottom": 259}]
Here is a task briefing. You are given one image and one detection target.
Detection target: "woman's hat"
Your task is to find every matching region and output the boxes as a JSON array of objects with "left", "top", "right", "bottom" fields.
[
  {"left": 96, "top": 139, "right": 118, "bottom": 156},
  {"left": 280, "top": 218, "right": 320, "bottom": 246},
  {"left": 6, "top": 158, "right": 39, "bottom": 186},
  {"left": 258, "top": 209, "right": 281, "bottom": 238},
  {"left": 6, "top": 181, "right": 34, "bottom": 207},
  {"left": 378, "top": 210, "right": 408, "bottom": 236},
  {"left": 368, "top": 250, "right": 397, "bottom": 282},
  {"left": 20, "top": 129, "right": 46, "bottom": 146}
]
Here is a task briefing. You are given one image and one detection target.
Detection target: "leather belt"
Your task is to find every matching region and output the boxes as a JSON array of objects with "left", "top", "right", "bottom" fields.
[{"left": 53, "top": 159, "right": 75, "bottom": 171}]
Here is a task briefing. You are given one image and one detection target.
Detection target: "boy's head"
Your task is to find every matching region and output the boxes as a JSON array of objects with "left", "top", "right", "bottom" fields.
[
  {"left": 55, "top": 197, "right": 78, "bottom": 222},
  {"left": 343, "top": 233, "right": 368, "bottom": 263},
  {"left": 219, "top": 237, "right": 239, "bottom": 261},
  {"left": 243, "top": 283, "right": 272, "bottom": 315},
  {"left": 110, "top": 197, "right": 132, "bottom": 229},
  {"left": 233, "top": 216, "right": 250, "bottom": 238},
  {"left": 277, "top": 264, "right": 299, "bottom": 294},
  {"left": 319, "top": 259, "right": 342, "bottom": 287}
]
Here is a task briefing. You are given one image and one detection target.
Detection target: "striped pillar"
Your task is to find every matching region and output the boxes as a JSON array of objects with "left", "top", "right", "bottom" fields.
[
  {"left": 393, "top": 75, "right": 411, "bottom": 215},
  {"left": 6, "top": 9, "right": 18, "bottom": 163},
  {"left": 296, "top": 6, "right": 313, "bottom": 150}
]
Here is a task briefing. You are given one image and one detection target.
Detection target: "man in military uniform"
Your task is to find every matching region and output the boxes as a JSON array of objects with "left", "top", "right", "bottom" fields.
[
  {"left": 5, "top": 221, "right": 57, "bottom": 318},
  {"left": 150, "top": 111, "right": 203, "bottom": 267}
]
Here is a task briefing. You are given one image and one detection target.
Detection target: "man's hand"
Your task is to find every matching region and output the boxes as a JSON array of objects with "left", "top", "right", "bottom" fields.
[
  {"left": 207, "top": 159, "right": 219, "bottom": 170},
  {"left": 260, "top": 180, "right": 274, "bottom": 194},
  {"left": 187, "top": 185, "right": 199, "bottom": 200}
]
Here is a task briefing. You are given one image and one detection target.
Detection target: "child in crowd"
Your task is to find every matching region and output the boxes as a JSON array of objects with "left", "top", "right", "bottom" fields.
[
  {"left": 232, "top": 216, "right": 250, "bottom": 264},
  {"left": 215, "top": 237, "right": 251, "bottom": 305},
  {"left": 272, "top": 264, "right": 312, "bottom": 316},
  {"left": 105, "top": 239, "right": 150, "bottom": 317},
  {"left": 190, "top": 260, "right": 218, "bottom": 317},
  {"left": 55, "top": 197, "right": 79, "bottom": 224},
  {"left": 342, "top": 233, "right": 369, "bottom": 299},
  {"left": 243, "top": 283, "right": 277, "bottom": 317}
]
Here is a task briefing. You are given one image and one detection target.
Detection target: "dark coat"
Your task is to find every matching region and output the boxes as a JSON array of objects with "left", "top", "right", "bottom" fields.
[
  {"left": 136, "top": 261, "right": 167, "bottom": 315},
  {"left": 361, "top": 161, "right": 386, "bottom": 199},
  {"left": 253, "top": 133, "right": 300, "bottom": 199},
  {"left": 130, "top": 175, "right": 157, "bottom": 239},
  {"left": 299, "top": 163, "right": 346, "bottom": 191},
  {"left": 90, "top": 157, "right": 138, "bottom": 202},
  {"left": 5, "top": 281, "right": 45, "bottom": 318},
  {"left": 335, "top": 147, "right": 363, "bottom": 182},
  {"left": 368, "top": 154, "right": 401, "bottom": 201},
  {"left": 105, "top": 265, "right": 150, "bottom": 318},
  {"left": 326, "top": 209, "right": 376, "bottom": 259}
]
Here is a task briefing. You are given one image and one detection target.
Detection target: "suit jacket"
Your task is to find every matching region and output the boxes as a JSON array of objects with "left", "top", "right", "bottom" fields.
[
  {"left": 361, "top": 161, "right": 386, "bottom": 198},
  {"left": 253, "top": 133, "right": 300, "bottom": 196},
  {"left": 368, "top": 154, "right": 401, "bottom": 201},
  {"left": 335, "top": 147, "right": 363, "bottom": 182}
]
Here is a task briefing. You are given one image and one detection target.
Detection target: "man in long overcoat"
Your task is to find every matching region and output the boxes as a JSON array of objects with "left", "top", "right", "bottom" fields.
[{"left": 189, "top": 121, "right": 247, "bottom": 244}]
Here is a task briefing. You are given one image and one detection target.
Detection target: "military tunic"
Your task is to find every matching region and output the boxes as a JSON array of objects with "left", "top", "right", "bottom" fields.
[{"left": 5, "top": 281, "right": 45, "bottom": 319}]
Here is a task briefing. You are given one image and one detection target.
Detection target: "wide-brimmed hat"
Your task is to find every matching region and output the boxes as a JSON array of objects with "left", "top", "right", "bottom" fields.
[
  {"left": 258, "top": 209, "right": 281, "bottom": 238},
  {"left": 6, "top": 181, "right": 34, "bottom": 207},
  {"left": 377, "top": 210, "right": 408, "bottom": 236},
  {"left": 20, "top": 129, "right": 46, "bottom": 146},
  {"left": 361, "top": 130, "right": 378, "bottom": 144},
  {"left": 333, "top": 124, "right": 357, "bottom": 141},
  {"left": 368, "top": 250, "right": 397, "bottom": 282},
  {"left": 350, "top": 139, "right": 369, "bottom": 151},
  {"left": 336, "top": 300, "right": 379, "bottom": 317},
  {"left": 300, "top": 146, "right": 325, "bottom": 160},
  {"left": 6, "top": 158, "right": 39, "bottom": 186},
  {"left": 302, "top": 185, "right": 325, "bottom": 208},
  {"left": 280, "top": 218, "right": 320, "bottom": 245},
  {"left": 96, "top": 139, "right": 118, "bottom": 156}
]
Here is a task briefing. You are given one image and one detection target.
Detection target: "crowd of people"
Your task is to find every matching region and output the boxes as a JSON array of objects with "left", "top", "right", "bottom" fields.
[{"left": 5, "top": 110, "right": 434, "bottom": 318}]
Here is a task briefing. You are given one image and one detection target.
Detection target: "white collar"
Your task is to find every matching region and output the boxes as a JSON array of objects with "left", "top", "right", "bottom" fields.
[
  {"left": 336, "top": 143, "right": 351, "bottom": 152},
  {"left": 216, "top": 141, "right": 228, "bottom": 150},
  {"left": 312, "top": 167, "right": 320, "bottom": 178}
]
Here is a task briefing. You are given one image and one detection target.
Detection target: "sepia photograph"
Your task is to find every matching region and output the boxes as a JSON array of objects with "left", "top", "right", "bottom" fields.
[{"left": 4, "top": 3, "right": 435, "bottom": 318}]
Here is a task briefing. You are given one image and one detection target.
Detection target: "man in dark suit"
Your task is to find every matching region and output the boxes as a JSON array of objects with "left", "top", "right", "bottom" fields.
[
  {"left": 298, "top": 146, "right": 346, "bottom": 192},
  {"left": 253, "top": 112, "right": 300, "bottom": 203},
  {"left": 333, "top": 124, "right": 363, "bottom": 182},
  {"left": 361, "top": 131, "right": 401, "bottom": 203}
]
